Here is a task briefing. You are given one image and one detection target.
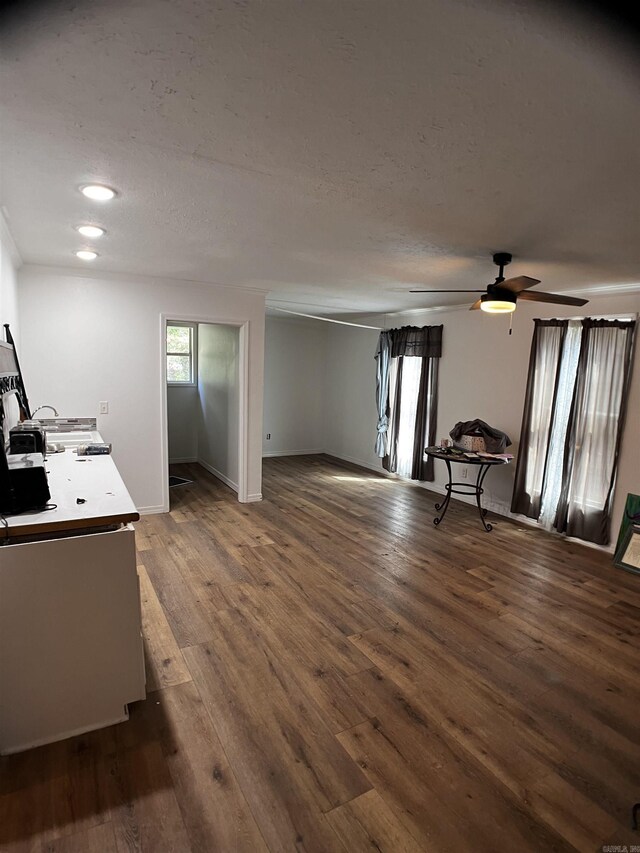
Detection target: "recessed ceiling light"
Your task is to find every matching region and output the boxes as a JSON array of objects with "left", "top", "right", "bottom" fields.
[
  {"left": 76, "top": 250, "right": 98, "bottom": 261},
  {"left": 80, "top": 184, "right": 116, "bottom": 201},
  {"left": 76, "top": 225, "right": 105, "bottom": 238}
]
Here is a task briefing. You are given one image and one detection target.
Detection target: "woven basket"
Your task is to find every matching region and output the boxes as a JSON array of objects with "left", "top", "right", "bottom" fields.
[{"left": 454, "top": 434, "right": 487, "bottom": 452}]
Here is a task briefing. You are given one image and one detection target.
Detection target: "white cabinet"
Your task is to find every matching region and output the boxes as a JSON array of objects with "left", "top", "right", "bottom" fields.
[{"left": 0, "top": 524, "right": 146, "bottom": 754}]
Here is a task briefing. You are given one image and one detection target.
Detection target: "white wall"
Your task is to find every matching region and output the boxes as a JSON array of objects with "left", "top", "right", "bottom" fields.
[
  {"left": 263, "top": 317, "right": 327, "bottom": 456},
  {"left": 0, "top": 215, "right": 20, "bottom": 345},
  {"left": 167, "top": 385, "right": 198, "bottom": 463},
  {"left": 324, "top": 291, "right": 640, "bottom": 548},
  {"left": 18, "top": 266, "right": 265, "bottom": 511},
  {"left": 324, "top": 323, "right": 380, "bottom": 470},
  {"left": 197, "top": 323, "right": 239, "bottom": 490}
]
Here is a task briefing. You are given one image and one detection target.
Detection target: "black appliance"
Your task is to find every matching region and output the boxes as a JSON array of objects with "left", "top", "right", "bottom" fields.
[
  {"left": 1, "top": 324, "right": 51, "bottom": 515},
  {"left": 0, "top": 453, "right": 51, "bottom": 514},
  {"left": 9, "top": 422, "right": 47, "bottom": 455}
]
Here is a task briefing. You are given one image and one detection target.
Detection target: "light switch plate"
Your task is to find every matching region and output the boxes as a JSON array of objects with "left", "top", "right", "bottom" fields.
[{"left": 99, "top": 401, "right": 109, "bottom": 415}]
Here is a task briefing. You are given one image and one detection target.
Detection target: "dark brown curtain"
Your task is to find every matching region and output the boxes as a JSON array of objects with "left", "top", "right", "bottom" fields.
[
  {"left": 512, "top": 317, "right": 636, "bottom": 546},
  {"left": 412, "top": 356, "right": 439, "bottom": 480},
  {"left": 511, "top": 320, "right": 568, "bottom": 517},
  {"left": 381, "top": 325, "right": 442, "bottom": 481},
  {"left": 554, "top": 319, "right": 636, "bottom": 545}
]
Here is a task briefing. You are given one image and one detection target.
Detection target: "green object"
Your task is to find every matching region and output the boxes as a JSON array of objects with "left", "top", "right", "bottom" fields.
[
  {"left": 613, "top": 524, "right": 640, "bottom": 576},
  {"left": 614, "top": 493, "right": 640, "bottom": 554}
]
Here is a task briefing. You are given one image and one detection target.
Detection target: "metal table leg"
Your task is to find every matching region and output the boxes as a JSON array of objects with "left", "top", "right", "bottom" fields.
[
  {"left": 434, "top": 458, "right": 452, "bottom": 526},
  {"left": 475, "top": 463, "right": 493, "bottom": 532},
  {"left": 431, "top": 458, "right": 495, "bottom": 532}
]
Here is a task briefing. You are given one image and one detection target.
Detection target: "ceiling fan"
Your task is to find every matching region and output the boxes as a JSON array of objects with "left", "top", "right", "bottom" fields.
[{"left": 410, "top": 252, "right": 589, "bottom": 313}]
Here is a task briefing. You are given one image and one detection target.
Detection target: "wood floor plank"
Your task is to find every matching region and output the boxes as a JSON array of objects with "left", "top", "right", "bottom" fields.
[
  {"left": 106, "top": 741, "right": 192, "bottom": 853},
  {"left": 234, "top": 541, "right": 391, "bottom": 637},
  {"left": 142, "top": 539, "right": 221, "bottom": 649},
  {"left": 512, "top": 644, "right": 640, "bottom": 738},
  {"left": 41, "top": 821, "right": 118, "bottom": 853},
  {"left": 348, "top": 625, "right": 569, "bottom": 791},
  {"left": 137, "top": 682, "right": 268, "bottom": 852},
  {"left": 500, "top": 610, "right": 640, "bottom": 687},
  {"left": 325, "top": 789, "right": 425, "bottom": 853},
  {"left": 220, "top": 566, "right": 375, "bottom": 676},
  {"left": 138, "top": 564, "right": 192, "bottom": 692},
  {"left": 217, "top": 583, "right": 373, "bottom": 734},
  {"left": 183, "top": 611, "right": 373, "bottom": 805},
  {"left": 183, "top": 631, "right": 369, "bottom": 852},
  {"left": 584, "top": 575, "right": 640, "bottom": 608},
  {"left": 523, "top": 772, "right": 619, "bottom": 851},
  {"left": 0, "top": 741, "right": 113, "bottom": 851},
  {"left": 336, "top": 718, "right": 505, "bottom": 852},
  {"left": 341, "top": 667, "right": 573, "bottom": 852},
  {"left": 478, "top": 579, "right": 640, "bottom": 664}
]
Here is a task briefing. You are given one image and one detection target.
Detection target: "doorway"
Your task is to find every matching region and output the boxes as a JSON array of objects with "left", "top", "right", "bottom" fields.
[{"left": 161, "top": 315, "right": 249, "bottom": 509}]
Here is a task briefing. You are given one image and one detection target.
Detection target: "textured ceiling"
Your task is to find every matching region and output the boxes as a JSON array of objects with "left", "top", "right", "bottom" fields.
[{"left": 1, "top": 0, "right": 639, "bottom": 315}]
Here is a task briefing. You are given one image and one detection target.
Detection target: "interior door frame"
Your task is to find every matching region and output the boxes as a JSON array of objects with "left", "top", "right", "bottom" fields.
[{"left": 160, "top": 313, "right": 250, "bottom": 509}]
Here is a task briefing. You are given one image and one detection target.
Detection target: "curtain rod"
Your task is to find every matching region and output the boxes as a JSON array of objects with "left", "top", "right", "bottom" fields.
[{"left": 270, "top": 307, "right": 383, "bottom": 330}]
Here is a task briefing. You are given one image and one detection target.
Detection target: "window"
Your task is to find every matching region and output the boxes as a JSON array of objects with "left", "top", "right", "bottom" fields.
[
  {"left": 511, "top": 317, "right": 636, "bottom": 545},
  {"left": 166, "top": 323, "right": 197, "bottom": 385},
  {"left": 375, "top": 326, "right": 442, "bottom": 481}
]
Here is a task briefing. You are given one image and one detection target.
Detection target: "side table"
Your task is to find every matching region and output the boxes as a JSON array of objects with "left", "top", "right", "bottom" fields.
[{"left": 424, "top": 448, "right": 511, "bottom": 532}]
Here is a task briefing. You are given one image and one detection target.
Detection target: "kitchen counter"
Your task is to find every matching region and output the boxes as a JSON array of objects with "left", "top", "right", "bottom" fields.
[
  {"left": 0, "top": 433, "right": 146, "bottom": 754},
  {"left": 4, "top": 438, "right": 139, "bottom": 540}
]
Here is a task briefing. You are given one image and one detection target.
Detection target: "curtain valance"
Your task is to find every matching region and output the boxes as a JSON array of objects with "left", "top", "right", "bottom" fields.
[{"left": 375, "top": 325, "right": 443, "bottom": 360}]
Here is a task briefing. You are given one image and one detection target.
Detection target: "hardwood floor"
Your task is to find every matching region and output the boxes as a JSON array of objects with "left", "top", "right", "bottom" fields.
[{"left": 2, "top": 454, "right": 639, "bottom": 852}]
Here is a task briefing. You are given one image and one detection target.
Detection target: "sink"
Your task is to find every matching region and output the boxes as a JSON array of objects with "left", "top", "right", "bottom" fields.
[{"left": 47, "top": 430, "right": 103, "bottom": 448}]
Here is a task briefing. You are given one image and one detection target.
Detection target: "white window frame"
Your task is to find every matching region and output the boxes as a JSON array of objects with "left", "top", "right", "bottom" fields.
[{"left": 166, "top": 321, "right": 198, "bottom": 386}]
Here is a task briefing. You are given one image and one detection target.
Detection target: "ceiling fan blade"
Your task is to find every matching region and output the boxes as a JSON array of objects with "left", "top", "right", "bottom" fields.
[
  {"left": 500, "top": 275, "right": 541, "bottom": 293},
  {"left": 409, "top": 289, "right": 486, "bottom": 293},
  {"left": 517, "top": 291, "right": 588, "bottom": 306},
  {"left": 469, "top": 299, "right": 482, "bottom": 311}
]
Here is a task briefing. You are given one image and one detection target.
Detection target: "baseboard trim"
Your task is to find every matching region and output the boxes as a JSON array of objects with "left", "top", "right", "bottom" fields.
[
  {"left": 197, "top": 459, "right": 239, "bottom": 493},
  {"left": 508, "top": 510, "right": 612, "bottom": 553},
  {"left": 137, "top": 504, "right": 167, "bottom": 515},
  {"left": 419, "top": 480, "right": 510, "bottom": 515},
  {"left": 322, "top": 451, "right": 387, "bottom": 475},
  {"left": 262, "top": 449, "right": 324, "bottom": 458},
  {"left": 169, "top": 456, "right": 197, "bottom": 464},
  {"left": 245, "top": 492, "right": 263, "bottom": 503}
]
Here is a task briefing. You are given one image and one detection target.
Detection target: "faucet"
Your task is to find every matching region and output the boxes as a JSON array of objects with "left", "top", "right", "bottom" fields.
[{"left": 32, "top": 405, "right": 59, "bottom": 418}]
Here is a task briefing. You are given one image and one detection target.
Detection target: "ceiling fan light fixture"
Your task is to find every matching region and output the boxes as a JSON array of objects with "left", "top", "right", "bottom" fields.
[
  {"left": 480, "top": 292, "right": 517, "bottom": 313},
  {"left": 411, "top": 251, "right": 588, "bottom": 314}
]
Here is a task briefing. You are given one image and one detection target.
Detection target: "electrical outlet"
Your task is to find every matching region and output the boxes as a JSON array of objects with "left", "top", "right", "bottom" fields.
[
  {"left": 99, "top": 401, "right": 109, "bottom": 415},
  {"left": 266, "top": 433, "right": 271, "bottom": 440},
  {"left": 461, "top": 467, "right": 468, "bottom": 478}
]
